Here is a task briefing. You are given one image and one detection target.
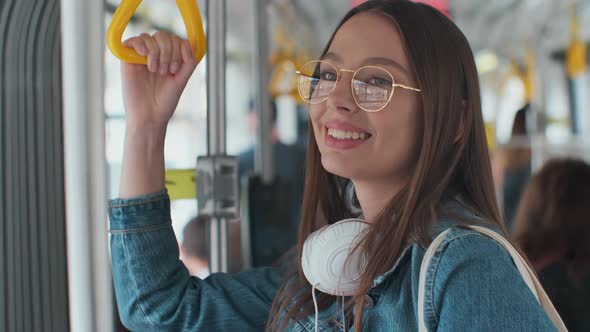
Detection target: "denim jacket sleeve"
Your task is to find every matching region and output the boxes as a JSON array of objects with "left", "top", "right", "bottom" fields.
[
  {"left": 424, "top": 230, "right": 556, "bottom": 331},
  {"left": 109, "top": 191, "right": 282, "bottom": 332}
]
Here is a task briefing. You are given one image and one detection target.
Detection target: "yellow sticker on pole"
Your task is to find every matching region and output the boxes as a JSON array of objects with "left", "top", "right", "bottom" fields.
[
  {"left": 485, "top": 122, "right": 495, "bottom": 152},
  {"left": 165, "top": 169, "right": 197, "bottom": 200}
]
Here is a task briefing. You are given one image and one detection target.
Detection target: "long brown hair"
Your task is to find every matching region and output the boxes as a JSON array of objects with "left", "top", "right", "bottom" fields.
[
  {"left": 512, "top": 158, "right": 590, "bottom": 281},
  {"left": 267, "top": 1, "right": 503, "bottom": 330}
]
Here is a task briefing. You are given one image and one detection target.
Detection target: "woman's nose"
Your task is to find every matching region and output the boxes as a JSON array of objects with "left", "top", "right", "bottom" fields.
[{"left": 326, "top": 71, "right": 359, "bottom": 113}]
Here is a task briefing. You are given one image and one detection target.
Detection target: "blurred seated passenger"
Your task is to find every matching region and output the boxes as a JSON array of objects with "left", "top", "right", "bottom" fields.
[
  {"left": 512, "top": 158, "right": 590, "bottom": 331},
  {"left": 180, "top": 215, "right": 210, "bottom": 279},
  {"left": 181, "top": 215, "right": 244, "bottom": 275}
]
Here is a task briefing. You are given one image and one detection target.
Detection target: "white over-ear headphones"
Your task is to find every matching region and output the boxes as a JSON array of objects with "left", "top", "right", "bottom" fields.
[{"left": 302, "top": 218, "right": 369, "bottom": 296}]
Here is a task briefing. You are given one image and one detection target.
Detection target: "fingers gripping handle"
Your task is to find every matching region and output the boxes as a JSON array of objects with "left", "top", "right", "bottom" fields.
[{"left": 106, "top": 0, "right": 207, "bottom": 65}]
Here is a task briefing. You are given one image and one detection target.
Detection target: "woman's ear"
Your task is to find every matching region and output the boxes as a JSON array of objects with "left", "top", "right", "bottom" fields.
[{"left": 454, "top": 100, "right": 467, "bottom": 144}]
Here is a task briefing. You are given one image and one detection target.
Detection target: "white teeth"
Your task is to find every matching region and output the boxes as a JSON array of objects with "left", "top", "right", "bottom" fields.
[{"left": 327, "top": 128, "right": 369, "bottom": 140}]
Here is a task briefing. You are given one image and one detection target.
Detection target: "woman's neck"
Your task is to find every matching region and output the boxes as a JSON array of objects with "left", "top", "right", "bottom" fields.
[{"left": 353, "top": 178, "right": 405, "bottom": 223}]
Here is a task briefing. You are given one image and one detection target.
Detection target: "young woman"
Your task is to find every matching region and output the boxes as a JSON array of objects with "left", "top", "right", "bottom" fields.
[
  {"left": 110, "top": 0, "right": 557, "bottom": 330},
  {"left": 513, "top": 158, "right": 590, "bottom": 331}
]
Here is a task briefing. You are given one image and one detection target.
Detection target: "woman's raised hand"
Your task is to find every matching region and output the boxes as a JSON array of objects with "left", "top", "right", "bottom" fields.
[{"left": 121, "top": 31, "right": 197, "bottom": 131}]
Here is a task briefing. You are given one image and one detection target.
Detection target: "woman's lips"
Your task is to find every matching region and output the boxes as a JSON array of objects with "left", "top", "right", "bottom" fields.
[{"left": 324, "top": 125, "right": 371, "bottom": 150}]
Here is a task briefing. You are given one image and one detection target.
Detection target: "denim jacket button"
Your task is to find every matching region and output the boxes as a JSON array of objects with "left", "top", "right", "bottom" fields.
[{"left": 364, "top": 295, "right": 375, "bottom": 309}]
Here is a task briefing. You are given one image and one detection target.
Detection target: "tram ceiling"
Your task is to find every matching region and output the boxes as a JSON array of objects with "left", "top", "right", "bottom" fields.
[
  {"left": 451, "top": 0, "right": 590, "bottom": 60},
  {"left": 103, "top": 0, "right": 590, "bottom": 65}
]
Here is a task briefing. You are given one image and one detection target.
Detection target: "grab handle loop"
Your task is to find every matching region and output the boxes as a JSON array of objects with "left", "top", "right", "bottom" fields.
[{"left": 106, "top": 0, "right": 207, "bottom": 65}]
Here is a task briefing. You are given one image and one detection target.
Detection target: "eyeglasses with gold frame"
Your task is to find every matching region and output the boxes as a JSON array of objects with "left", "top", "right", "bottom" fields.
[{"left": 295, "top": 60, "right": 421, "bottom": 112}]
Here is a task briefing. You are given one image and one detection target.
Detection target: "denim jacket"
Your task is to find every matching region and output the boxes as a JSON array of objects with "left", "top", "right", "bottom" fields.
[{"left": 109, "top": 191, "right": 556, "bottom": 331}]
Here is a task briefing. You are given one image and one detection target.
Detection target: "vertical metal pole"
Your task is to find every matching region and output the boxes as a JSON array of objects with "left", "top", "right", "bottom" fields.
[
  {"left": 60, "top": 0, "right": 113, "bottom": 331},
  {"left": 206, "top": 0, "right": 229, "bottom": 273},
  {"left": 254, "top": 0, "right": 274, "bottom": 183},
  {"left": 531, "top": 47, "right": 547, "bottom": 170}
]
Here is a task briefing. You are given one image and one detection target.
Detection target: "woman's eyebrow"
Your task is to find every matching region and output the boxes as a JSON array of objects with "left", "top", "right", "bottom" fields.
[
  {"left": 362, "top": 57, "right": 410, "bottom": 76},
  {"left": 321, "top": 52, "right": 342, "bottom": 62},
  {"left": 321, "top": 52, "right": 410, "bottom": 77}
]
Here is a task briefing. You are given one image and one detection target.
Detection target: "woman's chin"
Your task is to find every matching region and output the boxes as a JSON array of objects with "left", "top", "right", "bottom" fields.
[{"left": 321, "top": 156, "right": 364, "bottom": 179}]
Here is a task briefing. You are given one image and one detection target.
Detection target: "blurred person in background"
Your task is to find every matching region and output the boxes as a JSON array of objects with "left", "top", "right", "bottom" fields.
[
  {"left": 512, "top": 158, "right": 590, "bottom": 331},
  {"left": 237, "top": 98, "right": 306, "bottom": 200},
  {"left": 179, "top": 215, "right": 210, "bottom": 279},
  {"left": 180, "top": 215, "right": 244, "bottom": 275},
  {"left": 237, "top": 99, "right": 307, "bottom": 265},
  {"left": 493, "top": 104, "right": 532, "bottom": 228}
]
